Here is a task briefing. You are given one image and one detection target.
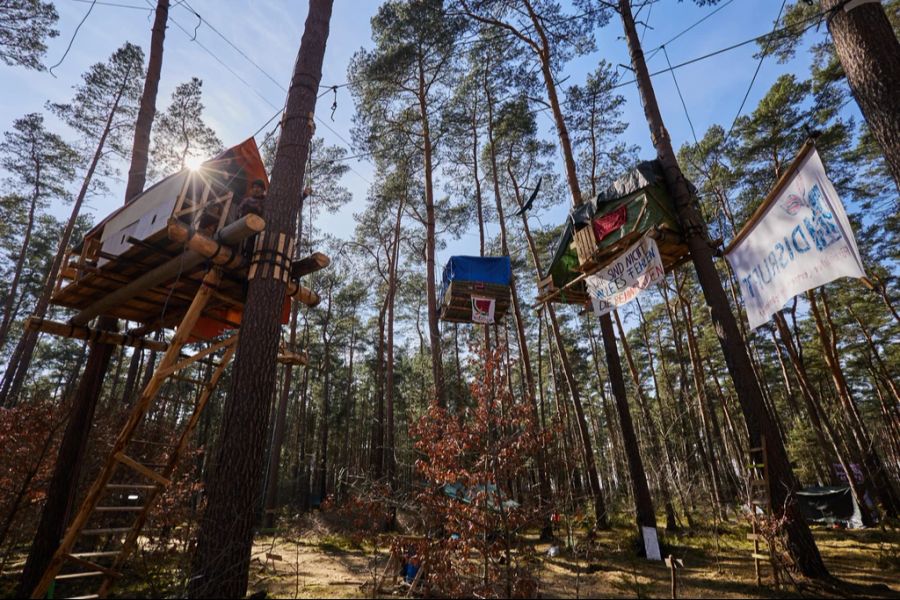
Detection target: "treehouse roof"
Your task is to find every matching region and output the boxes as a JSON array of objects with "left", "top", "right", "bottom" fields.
[{"left": 441, "top": 255, "right": 512, "bottom": 290}]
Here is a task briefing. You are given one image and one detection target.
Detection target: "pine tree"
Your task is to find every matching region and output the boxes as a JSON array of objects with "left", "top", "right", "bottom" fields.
[
  {"left": 0, "top": 0, "right": 58, "bottom": 70},
  {"left": 149, "top": 77, "right": 223, "bottom": 180},
  {"left": 349, "top": 0, "right": 465, "bottom": 407},
  {"left": 0, "top": 114, "right": 76, "bottom": 359}
]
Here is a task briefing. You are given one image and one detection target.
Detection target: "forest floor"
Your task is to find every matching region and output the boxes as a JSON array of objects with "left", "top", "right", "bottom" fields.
[{"left": 246, "top": 512, "right": 900, "bottom": 599}]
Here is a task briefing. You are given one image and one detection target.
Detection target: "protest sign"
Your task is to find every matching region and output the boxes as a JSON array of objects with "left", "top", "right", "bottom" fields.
[
  {"left": 585, "top": 232, "right": 665, "bottom": 317},
  {"left": 725, "top": 144, "right": 866, "bottom": 330}
]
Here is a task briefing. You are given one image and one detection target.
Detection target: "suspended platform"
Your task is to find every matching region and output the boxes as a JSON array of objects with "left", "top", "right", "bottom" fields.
[
  {"left": 535, "top": 160, "right": 721, "bottom": 308},
  {"left": 29, "top": 140, "right": 328, "bottom": 599},
  {"left": 439, "top": 256, "right": 512, "bottom": 324}
]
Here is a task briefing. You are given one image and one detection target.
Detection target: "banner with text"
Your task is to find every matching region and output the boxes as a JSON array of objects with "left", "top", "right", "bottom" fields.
[
  {"left": 586, "top": 232, "right": 665, "bottom": 317},
  {"left": 725, "top": 147, "right": 866, "bottom": 330}
]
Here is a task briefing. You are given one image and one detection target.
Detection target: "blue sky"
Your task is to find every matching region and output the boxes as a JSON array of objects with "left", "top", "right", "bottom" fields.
[{"left": 0, "top": 0, "right": 827, "bottom": 269}]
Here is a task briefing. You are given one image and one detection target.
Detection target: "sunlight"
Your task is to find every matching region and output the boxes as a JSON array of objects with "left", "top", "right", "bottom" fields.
[{"left": 185, "top": 154, "right": 205, "bottom": 171}]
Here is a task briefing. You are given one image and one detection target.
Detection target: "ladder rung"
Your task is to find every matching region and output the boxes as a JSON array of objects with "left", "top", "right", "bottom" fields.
[
  {"left": 70, "top": 551, "right": 120, "bottom": 559},
  {"left": 750, "top": 553, "right": 771, "bottom": 561},
  {"left": 106, "top": 483, "right": 157, "bottom": 490},
  {"left": 66, "top": 595, "right": 100, "bottom": 599},
  {"left": 80, "top": 527, "right": 132, "bottom": 536},
  {"left": 95, "top": 506, "right": 144, "bottom": 512},
  {"left": 55, "top": 571, "right": 104, "bottom": 580},
  {"left": 130, "top": 438, "right": 170, "bottom": 447},
  {"left": 170, "top": 375, "right": 207, "bottom": 386},
  {"left": 748, "top": 446, "right": 764, "bottom": 453},
  {"left": 114, "top": 453, "right": 171, "bottom": 487},
  {"left": 746, "top": 534, "right": 764, "bottom": 541},
  {"left": 747, "top": 463, "right": 765, "bottom": 468},
  {"left": 65, "top": 554, "right": 121, "bottom": 578}
]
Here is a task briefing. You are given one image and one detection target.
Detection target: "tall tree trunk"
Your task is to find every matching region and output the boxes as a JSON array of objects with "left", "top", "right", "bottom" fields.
[
  {"left": 417, "top": 58, "right": 445, "bottom": 407},
  {"left": 370, "top": 300, "right": 386, "bottom": 480},
  {"left": 617, "top": 0, "right": 827, "bottom": 577},
  {"left": 773, "top": 311, "right": 876, "bottom": 526},
  {"left": 823, "top": 0, "right": 900, "bottom": 191},
  {"left": 16, "top": 330, "right": 117, "bottom": 597},
  {"left": 0, "top": 186, "right": 38, "bottom": 357},
  {"left": 125, "top": 0, "right": 169, "bottom": 202},
  {"left": 488, "top": 107, "right": 551, "bottom": 538},
  {"left": 315, "top": 288, "right": 334, "bottom": 501},
  {"left": 597, "top": 312, "right": 658, "bottom": 537},
  {"left": 385, "top": 195, "right": 404, "bottom": 493},
  {"left": 807, "top": 289, "right": 899, "bottom": 517},
  {"left": 511, "top": 169, "right": 608, "bottom": 529},
  {"left": 263, "top": 300, "right": 300, "bottom": 528},
  {"left": 188, "top": 2, "right": 332, "bottom": 596},
  {"left": 613, "top": 310, "right": 679, "bottom": 531}
]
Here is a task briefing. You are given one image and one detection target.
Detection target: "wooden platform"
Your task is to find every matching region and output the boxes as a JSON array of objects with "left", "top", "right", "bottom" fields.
[
  {"left": 53, "top": 226, "right": 246, "bottom": 329},
  {"left": 440, "top": 280, "right": 511, "bottom": 323},
  {"left": 534, "top": 225, "right": 709, "bottom": 309},
  {"left": 572, "top": 223, "right": 689, "bottom": 274}
]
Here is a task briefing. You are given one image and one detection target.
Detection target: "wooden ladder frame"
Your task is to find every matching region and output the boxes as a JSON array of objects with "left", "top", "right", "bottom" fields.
[
  {"left": 747, "top": 434, "right": 781, "bottom": 589},
  {"left": 31, "top": 267, "right": 236, "bottom": 599}
]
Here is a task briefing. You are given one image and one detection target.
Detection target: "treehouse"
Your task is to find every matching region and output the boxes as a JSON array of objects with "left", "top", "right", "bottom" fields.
[
  {"left": 43, "top": 138, "right": 325, "bottom": 341},
  {"left": 439, "top": 255, "right": 512, "bottom": 324},
  {"left": 536, "top": 160, "right": 692, "bottom": 306},
  {"left": 27, "top": 139, "right": 331, "bottom": 599}
]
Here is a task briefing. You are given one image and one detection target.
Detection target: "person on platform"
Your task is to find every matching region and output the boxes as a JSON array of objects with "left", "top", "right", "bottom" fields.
[{"left": 239, "top": 178, "right": 267, "bottom": 217}]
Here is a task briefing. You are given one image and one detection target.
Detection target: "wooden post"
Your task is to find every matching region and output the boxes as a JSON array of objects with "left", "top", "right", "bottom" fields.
[{"left": 666, "top": 555, "right": 677, "bottom": 599}]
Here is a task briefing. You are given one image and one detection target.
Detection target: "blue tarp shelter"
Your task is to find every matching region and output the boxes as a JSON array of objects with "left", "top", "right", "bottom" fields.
[{"left": 439, "top": 256, "right": 512, "bottom": 323}]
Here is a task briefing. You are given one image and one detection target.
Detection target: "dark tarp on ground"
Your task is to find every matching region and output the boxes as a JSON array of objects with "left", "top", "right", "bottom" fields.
[
  {"left": 796, "top": 486, "right": 865, "bottom": 528},
  {"left": 440, "top": 255, "right": 512, "bottom": 301}
]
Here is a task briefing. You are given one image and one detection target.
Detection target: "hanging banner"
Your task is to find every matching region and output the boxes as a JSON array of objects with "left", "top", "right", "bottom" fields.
[
  {"left": 471, "top": 296, "right": 496, "bottom": 324},
  {"left": 585, "top": 232, "right": 665, "bottom": 317},
  {"left": 725, "top": 144, "right": 866, "bottom": 331}
]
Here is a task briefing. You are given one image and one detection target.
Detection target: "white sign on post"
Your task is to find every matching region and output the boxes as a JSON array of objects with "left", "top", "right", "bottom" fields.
[
  {"left": 725, "top": 146, "right": 866, "bottom": 330},
  {"left": 585, "top": 232, "right": 666, "bottom": 318}
]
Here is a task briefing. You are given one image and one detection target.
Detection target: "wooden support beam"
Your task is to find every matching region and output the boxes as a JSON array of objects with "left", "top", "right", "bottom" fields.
[
  {"left": 286, "top": 281, "right": 320, "bottom": 307},
  {"left": 277, "top": 352, "right": 309, "bottom": 366},
  {"left": 290, "top": 252, "right": 330, "bottom": 279},
  {"left": 25, "top": 318, "right": 169, "bottom": 351},
  {"left": 69, "top": 216, "right": 263, "bottom": 326}
]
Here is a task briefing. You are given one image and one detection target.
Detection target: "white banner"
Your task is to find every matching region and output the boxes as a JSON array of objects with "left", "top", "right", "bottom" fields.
[
  {"left": 725, "top": 147, "right": 866, "bottom": 330},
  {"left": 586, "top": 233, "right": 665, "bottom": 317},
  {"left": 471, "top": 296, "right": 495, "bottom": 324}
]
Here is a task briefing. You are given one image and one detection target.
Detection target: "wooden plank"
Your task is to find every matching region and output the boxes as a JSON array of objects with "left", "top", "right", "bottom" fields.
[
  {"left": 55, "top": 571, "right": 104, "bottom": 581},
  {"left": 25, "top": 318, "right": 169, "bottom": 351},
  {"left": 114, "top": 453, "right": 171, "bottom": 487},
  {"left": 155, "top": 334, "right": 238, "bottom": 379},
  {"left": 287, "top": 282, "right": 320, "bottom": 307},
  {"left": 64, "top": 554, "right": 120, "bottom": 578},
  {"left": 70, "top": 216, "right": 262, "bottom": 326},
  {"left": 80, "top": 528, "right": 132, "bottom": 536},
  {"left": 750, "top": 553, "right": 771, "bottom": 561}
]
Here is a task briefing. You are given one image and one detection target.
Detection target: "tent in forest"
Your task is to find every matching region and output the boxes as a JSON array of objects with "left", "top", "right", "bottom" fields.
[
  {"left": 537, "top": 160, "right": 692, "bottom": 305},
  {"left": 439, "top": 255, "right": 512, "bottom": 324},
  {"left": 796, "top": 486, "right": 870, "bottom": 529}
]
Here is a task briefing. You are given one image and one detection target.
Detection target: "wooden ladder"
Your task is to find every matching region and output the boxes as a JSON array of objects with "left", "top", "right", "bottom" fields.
[
  {"left": 746, "top": 434, "right": 781, "bottom": 589},
  {"left": 31, "top": 268, "right": 236, "bottom": 600}
]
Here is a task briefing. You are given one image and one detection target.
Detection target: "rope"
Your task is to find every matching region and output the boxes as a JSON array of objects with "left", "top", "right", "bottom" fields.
[{"left": 48, "top": 0, "right": 98, "bottom": 77}]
